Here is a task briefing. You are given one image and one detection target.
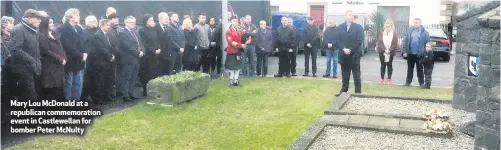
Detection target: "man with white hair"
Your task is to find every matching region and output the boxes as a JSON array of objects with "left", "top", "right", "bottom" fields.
[
  {"left": 80, "top": 15, "right": 99, "bottom": 101},
  {"left": 58, "top": 8, "right": 88, "bottom": 100},
  {"left": 105, "top": 7, "right": 117, "bottom": 19},
  {"left": 116, "top": 16, "right": 143, "bottom": 101}
]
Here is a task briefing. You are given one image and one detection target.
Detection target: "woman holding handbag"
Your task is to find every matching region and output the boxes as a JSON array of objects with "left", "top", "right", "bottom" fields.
[{"left": 376, "top": 19, "right": 398, "bottom": 85}]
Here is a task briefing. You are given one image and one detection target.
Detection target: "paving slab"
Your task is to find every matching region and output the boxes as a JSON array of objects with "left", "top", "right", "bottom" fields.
[
  {"left": 322, "top": 115, "right": 350, "bottom": 123},
  {"left": 347, "top": 115, "right": 369, "bottom": 124},
  {"left": 366, "top": 116, "right": 400, "bottom": 127},
  {"left": 400, "top": 119, "right": 427, "bottom": 129}
]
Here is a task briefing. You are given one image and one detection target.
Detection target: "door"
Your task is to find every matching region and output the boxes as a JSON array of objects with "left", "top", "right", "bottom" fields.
[{"left": 310, "top": 5, "right": 324, "bottom": 26}]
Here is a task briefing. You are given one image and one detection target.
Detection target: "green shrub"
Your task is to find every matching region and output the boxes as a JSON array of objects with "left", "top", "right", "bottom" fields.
[{"left": 157, "top": 71, "right": 205, "bottom": 82}]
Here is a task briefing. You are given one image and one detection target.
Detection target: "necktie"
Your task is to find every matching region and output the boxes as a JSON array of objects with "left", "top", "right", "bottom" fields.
[
  {"left": 73, "top": 26, "right": 78, "bottom": 33},
  {"left": 347, "top": 24, "right": 350, "bottom": 32},
  {"left": 130, "top": 30, "right": 141, "bottom": 52},
  {"left": 105, "top": 33, "right": 111, "bottom": 46},
  {"left": 162, "top": 25, "right": 166, "bottom": 32}
]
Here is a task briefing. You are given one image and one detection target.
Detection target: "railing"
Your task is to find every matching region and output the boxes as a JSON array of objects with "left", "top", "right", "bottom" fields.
[{"left": 363, "top": 24, "right": 451, "bottom": 52}]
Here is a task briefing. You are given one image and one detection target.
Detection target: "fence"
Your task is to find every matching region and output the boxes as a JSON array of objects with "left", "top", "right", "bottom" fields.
[{"left": 363, "top": 23, "right": 452, "bottom": 52}]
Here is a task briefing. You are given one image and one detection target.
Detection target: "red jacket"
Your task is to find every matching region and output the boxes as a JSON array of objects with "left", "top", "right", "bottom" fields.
[{"left": 225, "top": 27, "right": 250, "bottom": 54}]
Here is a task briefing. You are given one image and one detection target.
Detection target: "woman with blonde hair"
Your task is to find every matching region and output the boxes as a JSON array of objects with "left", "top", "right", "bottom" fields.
[
  {"left": 182, "top": 18, "right": 200, "bottom": 71},
  {"left": 376, "top": 19, "right": 398, "bottom": 85}
]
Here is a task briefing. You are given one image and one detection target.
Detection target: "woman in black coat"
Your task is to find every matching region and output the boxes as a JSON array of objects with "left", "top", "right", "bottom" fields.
[
  {"left": 39, "top": 17, "right": 67, "bottom": 101},
  {"left": 182, "top": 18, "right": 200, "bottom": 71},
  {"left": 138, "top": 14, "right": 161, "bottom": 96}
]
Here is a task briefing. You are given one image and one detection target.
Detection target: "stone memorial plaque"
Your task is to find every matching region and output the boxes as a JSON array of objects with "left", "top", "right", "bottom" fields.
[{"left": 467, "top": 54, "right": 479, "bottom": 77}]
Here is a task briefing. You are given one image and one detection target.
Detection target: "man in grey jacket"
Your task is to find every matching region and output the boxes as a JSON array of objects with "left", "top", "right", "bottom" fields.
[
  {"left": 194, "top": 13, "right": 211, "bottom": 73},
  {"left": 402, "top": 18, "right": 429, "bottom": 87},
  {"left": 8, "top": 9, "right": 42, "bottom": 102}
]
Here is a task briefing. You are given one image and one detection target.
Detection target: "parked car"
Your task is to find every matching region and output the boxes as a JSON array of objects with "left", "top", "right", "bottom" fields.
[{"left": 400, "top": 28, "right": 451, "bottom": 62}]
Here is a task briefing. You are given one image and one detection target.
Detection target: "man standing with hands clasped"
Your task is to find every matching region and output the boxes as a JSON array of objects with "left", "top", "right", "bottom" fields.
[
  {"left": 302, "top": 16, "right": 320, "bottom": 77},
  {"left": 273, "top": 16, "right": 296, "bottom": 78},
  {"left": 335, "top": 10, "right": 364, "bottom": 97}
]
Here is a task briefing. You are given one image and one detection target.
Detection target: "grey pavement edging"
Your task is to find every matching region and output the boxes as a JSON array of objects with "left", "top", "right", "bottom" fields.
[
  {"left": 287, "top": 119, "right": 328, "bottom": 150},
  {"left": 289, "top": 93, "right": 456, "bottom": 150}
]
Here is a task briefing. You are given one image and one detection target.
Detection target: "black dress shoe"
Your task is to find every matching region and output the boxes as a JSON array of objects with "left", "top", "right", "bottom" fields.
[
  {"left": 332, "top": 75, "right": 338, "bottom": 78},
  {"left": 312, "top": 74, "right": 317, "bottom": 77},
  {"left": 323, "top": 74, "right": 330, "bottom": 78},
  {"left": 291, "top": 73, "right": 297, "bottom": 77},
  {"left": 402, "top": 83, "right": 411, "bottom": 87},
  {"left": 421, "top": 85, "right": 430, "bottom": 89},
  {"left": 130, "top": 95, "right": 140, "bottom": 100},
  {"left": 286, "top": 74, "right": 291, "bottom": 78},
  {"left": 123, "top": 96, "right": 133, "bottom": 102},
  {"left": 303, "top": 73, "right": 308, "bottom": 77},
  {"left": 335, "top": 91, "right": 345, "bottom": 97},
  {"left": 274, "top": 74, "right": 283, "bottom": 78}
]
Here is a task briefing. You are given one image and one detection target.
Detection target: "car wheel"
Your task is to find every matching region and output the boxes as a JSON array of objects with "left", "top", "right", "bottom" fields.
[
  {"left": 321, "top": 51, "right": 326, "bottom": 56},
  {"left": 443, "top": 54, "right": 450, "bottom": 62}
]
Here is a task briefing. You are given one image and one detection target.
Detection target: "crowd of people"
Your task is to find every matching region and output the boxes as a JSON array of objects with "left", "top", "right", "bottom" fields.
[
  {"left": 0, "top": 7, "right": 225, "bottom": 105},
  {"left": 0, "top": 7, "right": 435, "bottom": 107}
]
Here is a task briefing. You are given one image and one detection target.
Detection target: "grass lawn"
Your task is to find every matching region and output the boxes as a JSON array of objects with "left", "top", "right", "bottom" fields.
[{"left": 8, "top": 77, "right": 453, "bottom": 150}]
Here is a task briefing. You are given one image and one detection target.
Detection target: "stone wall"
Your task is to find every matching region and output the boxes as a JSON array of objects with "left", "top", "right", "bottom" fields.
[{"left": 453, "top": 1, "right": 500, "bottom": 150}]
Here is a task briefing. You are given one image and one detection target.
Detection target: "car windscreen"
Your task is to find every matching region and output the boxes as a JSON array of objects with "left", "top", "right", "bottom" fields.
[{"left": 426, "top": 28, "right": 448, "bottom": 38}]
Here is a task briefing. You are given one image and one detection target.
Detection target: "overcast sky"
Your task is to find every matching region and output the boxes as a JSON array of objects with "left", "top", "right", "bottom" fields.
[{"left": 270, "top": 0, "right": 444, "bottom": 24}]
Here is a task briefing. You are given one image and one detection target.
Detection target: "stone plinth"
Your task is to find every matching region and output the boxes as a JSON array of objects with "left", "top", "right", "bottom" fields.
[{"left": 453, "top": 1, "right": 500, "bottom": 150}]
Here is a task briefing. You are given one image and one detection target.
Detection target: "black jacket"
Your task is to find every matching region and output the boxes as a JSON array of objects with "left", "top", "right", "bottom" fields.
[
  {"left": 167, "top": 23, "right": 185, "bottom": 51},
  {"left": 140, "top": 26, "right": 161, "bottom": 57},
  {"left": 155, "top": 23, "right": 170, "bottom": 60},
  {"left": 322, "top": 26, "right": 338, "bottom": 50},
  {"left": 419, "top": 51, "right": 434, "bottom": 69},
  {"left": 274, "top": 26, "right": 295, "bottom": 51},
  {"left": 337, "top": 22, "right": 364, "bottom": 65},
  {"left": 209, "top": 23, "right": 222, "bottom": 49},
  {"left": 183, "top": 29, "right": 200, "bottom": 64},
  {"left": 8, "top": 19, "right": 40, "bottom": 75},
  {"left": 88, "top": 29, "right": 114, "bottom": 70},
  {"left": 58, "top": 23, "right": 88, "bottom": 72},
  {"left": 106, "top": 25, "right": 123, "bottom": 62},
  {"left": 303, "top": 24, "right": 320, "bottom": 47},
  {"left": 243, "top": 23, "right": 258, "bottom": 44},
  {"left": 117, "top": 28, "right": 143, "bottom": 64}
]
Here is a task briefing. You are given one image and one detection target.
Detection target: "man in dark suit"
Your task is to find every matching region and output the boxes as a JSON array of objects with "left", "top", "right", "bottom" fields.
[
  {"left": 302, "top": 16, "right": 320, "bottom": 77},
  {"left": 58, "top": 8, "right": 88, "bottom": 101},
  {"left": 117, "top": 16, "right": 144, "bottom": 101},
  {"left": 85, "top": 19, "right": 115, "bottom": 104},
  {"left": 106, "top": 13, "right": 122, "bottom": 100},
  {"left": 156, "top": 12, "right": 171, "bottom": 75},
  {"left": 166, "top": 12, "right": 185, "bottom": 74},
  {"left": 273, "top": 16, "right": 295, "bottom": 78},
  {"left": 335, "top": 10, "right": 364, "bottom": 97}
]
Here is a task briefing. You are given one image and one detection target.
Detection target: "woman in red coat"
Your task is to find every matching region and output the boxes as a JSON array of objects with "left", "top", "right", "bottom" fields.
[
  {"left": 225, "top": 16, "right": 249, "bottom": 87},
  {"left": 39, "top": 17, "right": 67, "bottom": 101}
]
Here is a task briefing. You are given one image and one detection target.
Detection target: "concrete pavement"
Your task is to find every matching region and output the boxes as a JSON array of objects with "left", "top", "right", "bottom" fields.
[{"left": 261, "top": 51, "right": 455, "bottom": 87}]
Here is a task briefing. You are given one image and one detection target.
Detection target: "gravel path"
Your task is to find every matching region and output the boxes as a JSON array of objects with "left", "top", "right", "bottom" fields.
[
  {"left": 309, "top": 125, "right": 474, "bottom": 150},
  {"left": 309, "top": 97, "right": 475, "bottom": 150},
  {"left": 342, "top": 98, "right": 475, "bottom": 125}
]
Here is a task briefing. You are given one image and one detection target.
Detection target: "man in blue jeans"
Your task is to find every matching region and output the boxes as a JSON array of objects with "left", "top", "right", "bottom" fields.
[
  {"left": 59, "top": 8, "right": 88, "bottom": 100},
  {"left": 322, "top": 19, "right": 339, "bottom": 78},
  {"left": 241, "top": 14, "right": 257, "bottom": 77}
]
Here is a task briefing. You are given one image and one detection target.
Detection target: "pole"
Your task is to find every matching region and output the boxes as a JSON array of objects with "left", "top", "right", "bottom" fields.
[{"left": 221, "top": 0, "right": 229, "bottom": 74}]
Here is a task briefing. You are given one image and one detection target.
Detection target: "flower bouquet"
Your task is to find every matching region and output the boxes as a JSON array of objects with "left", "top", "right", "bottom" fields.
[{"left": 421, "top": 108, "right": 452, "bottom": 134}]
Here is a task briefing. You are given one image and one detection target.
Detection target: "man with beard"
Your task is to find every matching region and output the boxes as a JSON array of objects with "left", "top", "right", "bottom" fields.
[
  {"left": 273, "top": 16, "right": 295, "bottom": 78},
  {"left": 155, "top": 12, "right": 171, "bottom": 75},
  {"left": 302, "top": 17, "right": 320, "bottom": 77},
  {"left": 166, "top": 12, "right": 185, "bottom": 74},
  {"left": 335, "top": 10, "right": 364, "bottom": 97},
  {"left": 194, "top": 13, "right": 211, "bottom": 73},
  {"left": 105, "top": 13, "right": 122, "bottom": 101},
  {"left": 241, "top": 15, "right": 257, "bottom": 77},
  {"left": 8, "top": 9, "right": 42, "bottom": 102}
]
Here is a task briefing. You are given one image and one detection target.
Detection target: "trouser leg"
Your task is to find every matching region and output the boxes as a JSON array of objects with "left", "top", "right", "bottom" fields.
[
  {"left": 405, "top": 55, "right": 416, "bottom": 84},
  {"left": 387, "top": 55, "right": 394, "bottom": 79},
  {"left": 311, "top": 47, "right": 317, "bottom": 74},
  {"left": 304, "top": 47, "right": 311, "bottom": 74},
  {"left": 352, "top": 62, "right": 362, "bottom": 93},
  {"left": 379, "top": 53, "right": 386, "bottom": 79},
  {"left": 340, "top": 63, "right": 352, "bottom": 92}
]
